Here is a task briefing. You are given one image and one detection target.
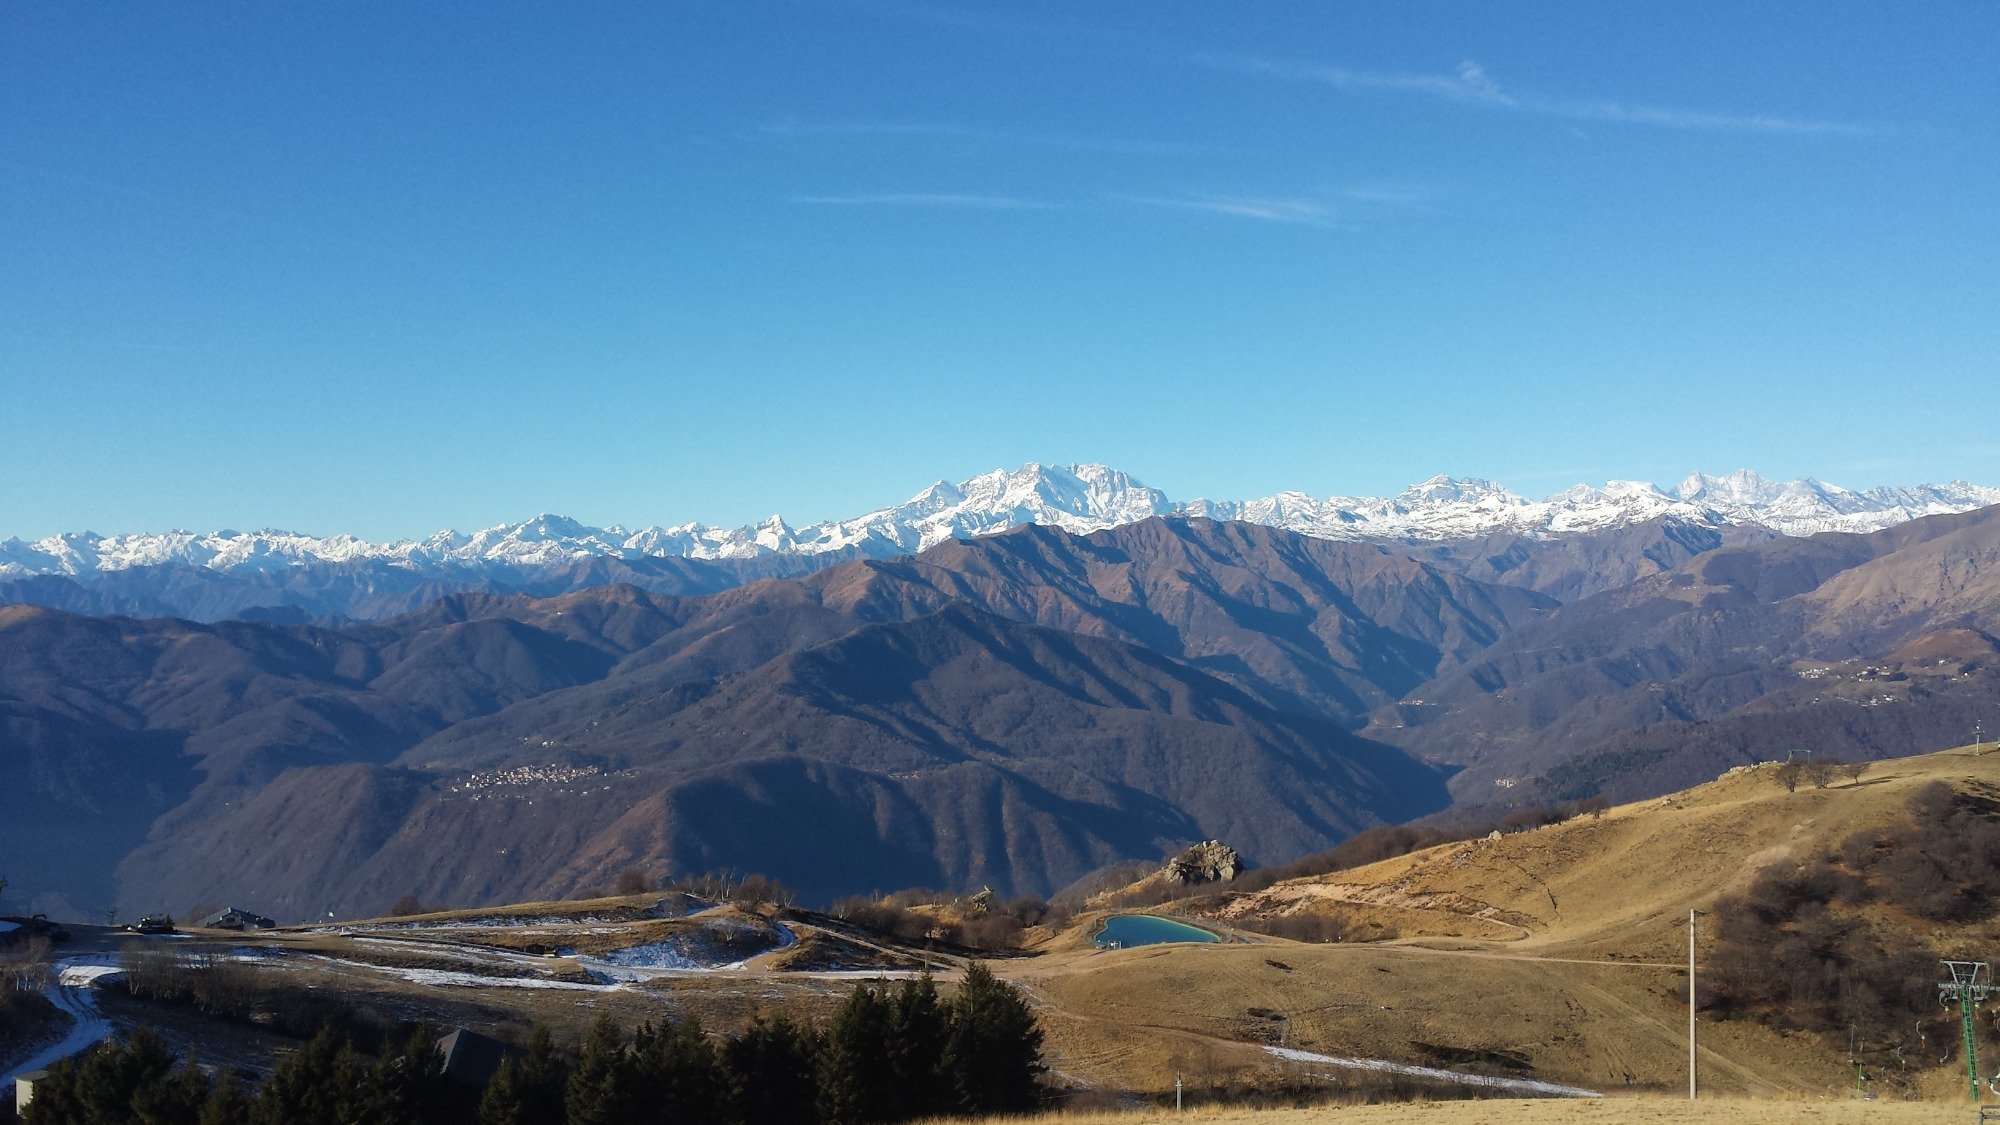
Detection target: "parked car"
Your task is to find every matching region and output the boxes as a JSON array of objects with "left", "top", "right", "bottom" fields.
[{"left": 122, "top": 914, "right": 175, "bottom": 935}]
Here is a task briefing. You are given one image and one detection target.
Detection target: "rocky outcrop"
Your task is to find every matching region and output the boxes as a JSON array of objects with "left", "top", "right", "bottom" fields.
[{"left": 1165, "top": 841, "right": 1243, "bottom": 885}]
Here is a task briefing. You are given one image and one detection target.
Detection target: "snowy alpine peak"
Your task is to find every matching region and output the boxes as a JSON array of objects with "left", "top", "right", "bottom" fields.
[
  {"left": 1675, "top": 469, "right": 1780, "bottom": 505},
  {"left": 1394, "top": 475, "right": 1519, "bottom": 507},
  {"left": 5, "top": 464, "right": 1998, "bottom": 579}
]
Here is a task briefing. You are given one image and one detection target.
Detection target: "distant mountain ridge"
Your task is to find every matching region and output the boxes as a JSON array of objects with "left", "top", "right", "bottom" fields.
[
  {"left": 7, "top": 463, "right": 1996, "bottom": 580},
  {"left": 0, "top": 517, "right": 1478, "bottom": 919},
  {"left": 8, "top": 508, "right": 2000, "bottom": 922}
]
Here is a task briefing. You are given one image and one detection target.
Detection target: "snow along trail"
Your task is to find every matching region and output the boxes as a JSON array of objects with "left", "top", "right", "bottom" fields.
[
  {"left": 570, "top": 920, "right": 797, "bottom": 982},
  {"left": 231, "top": 924, "right": 923, "bottom": 993},
  {"left": 2, "top": 955, "right": 123, "bottom": 1082},
  {"left": 1265, "top": 1046, "right": 1605, "bottom": 1098}
]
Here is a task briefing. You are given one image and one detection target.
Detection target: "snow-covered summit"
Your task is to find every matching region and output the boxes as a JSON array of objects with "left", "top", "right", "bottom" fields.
[{"left": 4, "top": 463, "right": 1997, "bottom": 580}]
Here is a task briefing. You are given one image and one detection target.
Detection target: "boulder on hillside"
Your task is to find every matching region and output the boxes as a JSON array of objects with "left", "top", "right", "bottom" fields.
[{"left": 1164, "top": 840, "right": 1243, "bottom": 885}]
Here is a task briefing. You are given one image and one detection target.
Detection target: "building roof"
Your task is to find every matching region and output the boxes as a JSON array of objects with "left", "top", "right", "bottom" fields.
[
  {"left": 435, "top": 1028, "right": 515, "bottom": 1088},
  {"left": 199, "top": 907, "right": 276, "bottom": 929}
]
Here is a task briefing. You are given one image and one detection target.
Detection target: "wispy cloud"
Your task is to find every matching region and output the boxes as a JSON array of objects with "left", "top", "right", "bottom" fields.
[
  {"left": 763, "top": 119, "right": 1221, "bottom": 157},
  {"left": 1124, "top": 194, "right": 1340, "bottom": 228},
  {"left": 1204, "top": 55, "right": 1873, "bottom": 137},
  {"left": 791, "top": 193, "right": 1057, "bottom": 210},
  {"left": 1121, "top": 181, "right": 1439, "bottom": 229},
  {"left": 1218, "top": 57, "right": 1514, "bottom": 107}
]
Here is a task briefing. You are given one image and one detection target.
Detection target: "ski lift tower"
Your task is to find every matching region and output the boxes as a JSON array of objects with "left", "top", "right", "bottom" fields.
[{"left": 1940, "top": 961, "right": 1999, "bottom": 1101}]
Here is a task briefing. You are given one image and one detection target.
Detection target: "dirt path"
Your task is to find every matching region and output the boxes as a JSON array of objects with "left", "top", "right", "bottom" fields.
[
  {"left": 1556, "top": 969, "right": 1783, "bottom": 1096},
  {"left": 1, "top": 955, "right": 118, "bottom": 1082}
]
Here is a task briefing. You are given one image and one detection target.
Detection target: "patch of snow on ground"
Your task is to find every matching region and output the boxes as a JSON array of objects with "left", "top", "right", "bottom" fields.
[
  {"left": 346, "top": 937, "right": 557, "bottom": 967},
  {"left": 3, "top": 955, "right": 122, "bottom": 1082},
  {"left": 59, "top": 952, "right": 125, "bottom": 980},
  {"left": 1265, "top": 1046, "right": 1603, "bottom": 1098},
  {"left": 238, "top": 947, "right": 613, "bottom": 992},
  {"left": 569, "top": 919, "right": 788, "bottom": 981},
  {"left": 0, "top": 921, "right": 18, "bottom": 935},
  {"left": 383, "top": 966, "right": 608, "bottom": 991}
]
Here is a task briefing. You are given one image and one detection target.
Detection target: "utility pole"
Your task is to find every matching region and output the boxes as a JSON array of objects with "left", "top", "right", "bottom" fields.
[
  {"left": 1976, "top": 721, "right": 1985, "bottom": 757},
  {"left": 1174, "top": 1073, "right": 1183, "bottom": 1112},
  {"left": 1688, "top": 909, "right": 1698, "bottom": 1100},
  {"left": 1939, "top": 961, "right": 1997, "bottom": 1102}
]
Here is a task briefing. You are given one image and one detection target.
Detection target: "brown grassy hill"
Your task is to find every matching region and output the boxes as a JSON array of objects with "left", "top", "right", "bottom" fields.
[
  {"left": 925, "top": 1100, "right": 1966, "bottom": 1124},
  {"left": 1203, "top": 747, "right": 1999, "bottom": 958},
  {"left": 1001, "top": 746, "right": 2000, "bottom": 1104},
  {"left": 99, "top": 755, "right": 1988, "bottom": 1114}
]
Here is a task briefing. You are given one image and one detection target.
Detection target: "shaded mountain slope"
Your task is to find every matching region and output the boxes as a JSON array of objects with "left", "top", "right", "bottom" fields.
[
  {"left": 376, "top": 516, "right": 1558, "bottom": 731},
  {"left": 115, "top": 603, "right": 1446, "bottom": 918},
  {"left": 1375, "top": 505, "right": 2000, "bottom": 798},
  {"left": 5, "top": 519, "right": 1511, "bottom": 919},
  {"left": 21, "top": 507, "right": 1998, "bottom": 922},
  {"left": 1400, "top": 516, "right": 1767, "bottom": 601},
  {"left": 723, "top": 518, "right": 1555, "bottom": 723}
]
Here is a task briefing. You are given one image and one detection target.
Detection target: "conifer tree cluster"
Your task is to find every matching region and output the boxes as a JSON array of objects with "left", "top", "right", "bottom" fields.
[
  {"left": 22, "top": 1025, "right": 448, "bottom": 1125},
  {"left": 21, "top": 965, "right": 1044, "bottom": 1125},
  {"left": 484, "top": 965, "right": 1045, "bottom": 1125}
]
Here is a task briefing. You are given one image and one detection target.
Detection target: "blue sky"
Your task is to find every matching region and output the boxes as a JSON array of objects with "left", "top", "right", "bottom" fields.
[{"left": 4, "top": 2, "right": 1996, "bottom": 539}]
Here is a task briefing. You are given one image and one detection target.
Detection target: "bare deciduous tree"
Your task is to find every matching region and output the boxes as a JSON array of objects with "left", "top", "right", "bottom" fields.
[{"left": 1773, "top": 761, "right": 1803, "bottom": 792}]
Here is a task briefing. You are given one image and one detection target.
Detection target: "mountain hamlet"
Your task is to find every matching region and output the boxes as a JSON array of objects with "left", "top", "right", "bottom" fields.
[{"left": 6, "top": 463, "right": 2000, "bottom": 1122}]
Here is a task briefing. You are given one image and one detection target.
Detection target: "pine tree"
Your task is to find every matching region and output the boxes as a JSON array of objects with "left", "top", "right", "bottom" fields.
[
  {"left": 252, "top": 1028, "right": 363, "bottom": 1125},
  {"left": 630, "top": 1016, "right": 720, "bottom": 1123},
  {"left": 198, "top": 1074, "right": 253, "bottom": 1125},
  {"left": 940, "top": 962, "right": 1046, "bottom": 1114},
  {"left": 76, "top": 1027, "right": 179, "bottom": 1121},
  {"left": 515, "top": 1026, "right": 570, "bottom": 1123},
  {"left": 367, "top": 1026, "right": 446, "bottom": 1125},
  {"left": 19, "top": 1052, "right": 87, "bottom": 1124},
  {"left": 885, "top": 974, "right": 949, "bottom": 1120},
  {"left": 329, "top": 1036, "right": 379, "bottom": 1124},
  {"left": 23, "top": 1030, "right": 196, "bottom": 1125},
  {"left": 477, "top": 1057, "right": 528, "bottom": 1125},
  {"left": 133, "top": 1050, "right": 212, "bottom": 1124},
  {"left": 719, "top": 1016, "right": 819, "bottom": 1125},
  {"left": 564, "top": 1015, "right": 630, "bottom": 1125},
  {"left": 817, "top": 984, "right": 895, "bottom": 1125}
]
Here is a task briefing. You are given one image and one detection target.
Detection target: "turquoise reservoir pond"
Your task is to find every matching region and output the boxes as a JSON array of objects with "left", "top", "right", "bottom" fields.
[{"left": 1093, "top": 914, "right": 1220, "bottom": 948}]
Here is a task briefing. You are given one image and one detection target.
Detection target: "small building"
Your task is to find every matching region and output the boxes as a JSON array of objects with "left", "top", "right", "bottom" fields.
[
  {"left": 435, "top": 1028, "right": 517, "bottom": 1089},
  {"left": 198, "top": 907, "right": 277, "bottom": 931},
  {"left": 16, "top": 1068, "right": 48, "bottom": 1116}
]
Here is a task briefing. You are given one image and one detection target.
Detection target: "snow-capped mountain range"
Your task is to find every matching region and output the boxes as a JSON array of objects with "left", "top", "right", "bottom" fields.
[{"left": 5, "top": 463, "right": 1998, "bottom": 579}]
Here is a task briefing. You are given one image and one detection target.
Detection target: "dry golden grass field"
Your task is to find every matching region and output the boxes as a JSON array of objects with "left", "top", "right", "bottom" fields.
[
  {"left": 923, "top": 1095, "right": 1973, "bottom": 1124},
  {"left": 994, "top": 746, "right": 2000, "bottom": 1103},
  {"left": 154, "top": 744, "right": 2000, "bottom": 1111}
]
